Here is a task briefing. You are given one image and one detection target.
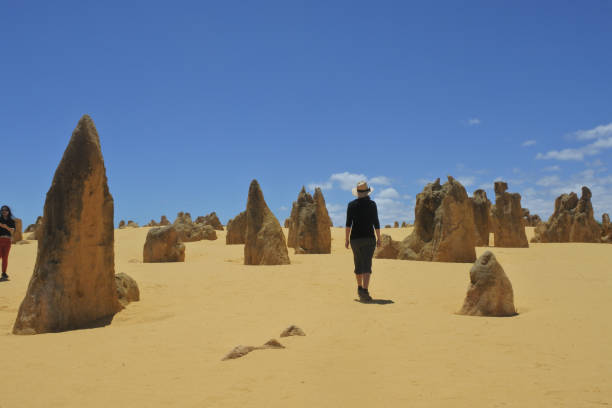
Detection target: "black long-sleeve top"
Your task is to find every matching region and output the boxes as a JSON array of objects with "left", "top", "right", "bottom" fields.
[
  {"left": 345, "top": 197, "right": 380, "bottom": 240},
  {"left": 0, "top": 217, "right": 15, "bottom": 238}
]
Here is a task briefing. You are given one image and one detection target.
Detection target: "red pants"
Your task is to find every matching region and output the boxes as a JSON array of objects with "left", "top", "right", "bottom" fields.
[{"left": 0, "top": 238, "right": 11, "bottom": 274}]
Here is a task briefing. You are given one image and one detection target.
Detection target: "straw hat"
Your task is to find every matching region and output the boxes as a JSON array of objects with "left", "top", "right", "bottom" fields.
[{"left": 352, "top": 181, "right": 374, "bottom": 197}]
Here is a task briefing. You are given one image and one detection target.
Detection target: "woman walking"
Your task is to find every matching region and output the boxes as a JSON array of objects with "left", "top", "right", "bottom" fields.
[
  {"left": 345, "top": 181, "right": 381, "bottom": 302},
  {"left": 0, "top": 205, "right": 16, "bottom": 281}
]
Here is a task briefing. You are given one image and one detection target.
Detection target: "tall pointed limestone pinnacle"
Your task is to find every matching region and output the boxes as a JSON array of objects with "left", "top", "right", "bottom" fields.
[
  {"left": 13, "top": 115, "right": 121, "bottom": 335},
  {"left": 244, "top": 180, "right": 290, "bottom": 265}
]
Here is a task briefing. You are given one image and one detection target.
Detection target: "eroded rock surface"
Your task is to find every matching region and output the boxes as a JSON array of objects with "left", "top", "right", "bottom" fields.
[
  {"left": 244, "top": 180, "right": 290, "bottom": 265},
  {"left": 287, "top": 187, "right": 331, "bottom": 254},
  {"left": 12, "top": 218, "right": 23, "bottom": 243},
  {"left": 173, "top": 212, "right": 217, "bottom": 242},
  {"left": 115, "top": 273, "right": 140, "bottom": 307},
  {"left": 226, "top": 211, "right": 247, "bottom": 245},
  {"left": 374, "top": 234, "right": 400, "bottom": 259},
  {"left": 222, "top": 338, "right": 285, "bottom": 360},
  {"left": 195, "top": 212, "right": 224, "bottom": 230},
  {"left": 13, "top": 115, "right": 122, "bottom": 335},
  {"left": 470, "top": 189, "right": 491, "bottom": 247},
  {"left": 458, "top": 251, "right": 516, "bottom": 317},
  {"left": 280, "top": 325, "right": 306, "bottom": 337},
  {"left": 377, "top": 177, "right": 476, "bottom": 262},
  {"left": 491, "top": 182, "right": 529, "bottom": 248},
  {"left": 143, "top": 226, "right": 186, "bottom": 262},
  {"left": 532, "top": 187, "right": 602, "bottom": 243}
]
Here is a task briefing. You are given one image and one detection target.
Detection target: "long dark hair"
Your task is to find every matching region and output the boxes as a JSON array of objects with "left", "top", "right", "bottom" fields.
[{"left": 0, "top": 205, "right": 13, "bottom": 221}]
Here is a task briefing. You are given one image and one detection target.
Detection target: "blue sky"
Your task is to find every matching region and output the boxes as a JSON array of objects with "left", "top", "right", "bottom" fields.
[{"left": 2, "top": 1, "right": 611, "bottom": 227}]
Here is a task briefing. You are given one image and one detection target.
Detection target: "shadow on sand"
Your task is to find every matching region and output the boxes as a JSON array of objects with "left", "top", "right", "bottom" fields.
[{"left": 354, "top": 298, "right": 394, "bottom": 305}]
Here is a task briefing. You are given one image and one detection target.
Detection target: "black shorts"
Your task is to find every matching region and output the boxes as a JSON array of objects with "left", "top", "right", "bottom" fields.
[{"left": 350, "top": 237, "right": 376, "bottom": 275}]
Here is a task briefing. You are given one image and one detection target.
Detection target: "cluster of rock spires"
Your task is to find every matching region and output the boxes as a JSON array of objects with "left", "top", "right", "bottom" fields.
[
  {"left": 522, "top": 209, "right": 542, "bottom": 227},
  {"left": 172, "top": 212, "right": 217, "bottom": 242},
  {"left": 376, "top": 176, "right": 477, "bottom": 263},
  {"left": 13, "top": 115, "right": 138, "bottom": 335},
  {"left": 119, "top": 220, "right": 139, "bottom": 229},
  {"left": 532, "top": 186, "right": 606, "bottom": 243},
  {"left": 145, "top": 215, "right": 170, "bottom": 227},
  {"left": 286, "top": 187, "right": 332, "bottom": 254}
]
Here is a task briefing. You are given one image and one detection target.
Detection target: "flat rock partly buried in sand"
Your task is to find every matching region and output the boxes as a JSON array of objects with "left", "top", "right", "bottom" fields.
[{"left": 280, "top": 325, "right": 306, "bottom": 337}]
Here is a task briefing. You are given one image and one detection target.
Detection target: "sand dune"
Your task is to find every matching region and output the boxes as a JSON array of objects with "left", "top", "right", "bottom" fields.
[{"left": 0, "top": 227, "right": 610, "bottom": 407}]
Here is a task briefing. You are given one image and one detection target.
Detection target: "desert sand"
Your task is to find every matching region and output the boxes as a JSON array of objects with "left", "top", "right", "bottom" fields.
[{"left": 1, "top": 226, "right": 611, "bottom": 407}]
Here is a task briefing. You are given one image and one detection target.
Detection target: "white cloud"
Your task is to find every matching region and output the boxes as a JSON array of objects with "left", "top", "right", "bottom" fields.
[
  {"left": 279, "top": 205, "right": 288, "bottom": 211},
  {"left": 466, "top": 118, "right": 481, "bottom": 126},
  {"left": 369, "top": 176, "right": 392, "bottom": 186},
  {"left": 456, "top": 176, "right": 476, "bottom": 187},
  {"left": 522, "top": 140, "right": 536, "bottom": 147},
  {"left": 573, "top": 122, "right": 612, "bottom": 140},
  {"left": 521, "top": 167, "right": 612, "bottom": 220},
  {"left": 543, "top": 165, "right": 561, "bottom": 172},
  {"left": 375, "top": 188, "right": 400, "bottom": 199},
  {"left": 537, "top": 122, "right": 612, "bottom": 161},
  {"left": 536, "top": 136, "right": 612, "bottom": 160},
  {"left": 373, "top": 197, "right": 414, "bottom": 225},
  {"left": 330, "top": 172, "right": 367, "bottom": 191},
  {"left": 307, "top": 181, "right": 333, "bottom": 191},
  {"left": 535, "top": 176, "right": 561, "bottom": 187}
]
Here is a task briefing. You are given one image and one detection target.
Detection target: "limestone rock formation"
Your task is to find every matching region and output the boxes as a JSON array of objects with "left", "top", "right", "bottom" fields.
[
  {"left": 286, "top": 187, "right": 332, "bottom": 254},
  {"left": 491, "top": 182, "right": 529, "bottom": 248},
  {"left": 384, "top": 225, "right": 391, "bottom": 228},
  {"left": 377, "top": 177, "right": 476, "bottom": 263},
  {"left": 244, "top": 180, "right": 290, "bottom": 265},
  {"left": 12, "top": 218, "right": 23, "bottom": 243},
  {"left": 521, "top": 209, "right": 541, "bottom": 227},
  {"left": 159, "top": 215, "right": 170, "bottom": 226},
  {"left": 118, "top": 220, "right": 126, "bottom": 229},
  {"left": 126, "top": 220, "right": 139, "bottom": 228},
  {"left": 222, "top": 338, "right": 285, "bottom": 361},
  {"left": 195, "top": 212, "right": 224, "bottom": 230},
  {"left": 145, "top": 219, "right": 158, "bottom": 227},
  {"left": 226, "top": 211, "right": 247, "bottom": 245},
  {"left": 25, "top": 216, "right": 43, "bottom": 240},
  {"left": 470, "top": 189, "right": 491, "bottom": 247},
  {"left": 173, "top": 212, "right": 217, "bottom": 242},
  {"left": 532, "top": 187, "right": 602, "bottom": 243},
  {"left": 280, "top": 325, "right": 306, "bottom": 337},
  {"left": 24, "top": 216, "right": 42, "bottom": 233},
  {"left": 374, "top": 234, "right": 401, "bottom": 259},
  {"left": 401, "top": 221, "right": 407, "bottom": 228},
  {"left": 115, "top": 273, "right": 140, "bottom": 307},
  {"left": 13, "top": 115, "right": 122, "bottom": 335},
  {"left": 458, "top": 251, "right": 516, "bottom": 317},
  {"left": 284, "top": 218, "right": 290, "bottom": 228},
  {"left": 143, "top": 226, "right": 186, "bottom": 262},
  {"left": 601, "top": 214, "right": 611, "bottom": 243}
]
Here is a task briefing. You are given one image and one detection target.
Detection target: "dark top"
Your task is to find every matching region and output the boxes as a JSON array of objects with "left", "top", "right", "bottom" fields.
[
  {"left": 0, "top": 217, "right": 15, "bottom": 238},
  {"left": 346, "top": 197, "right": 380, "bottom": 240}
]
